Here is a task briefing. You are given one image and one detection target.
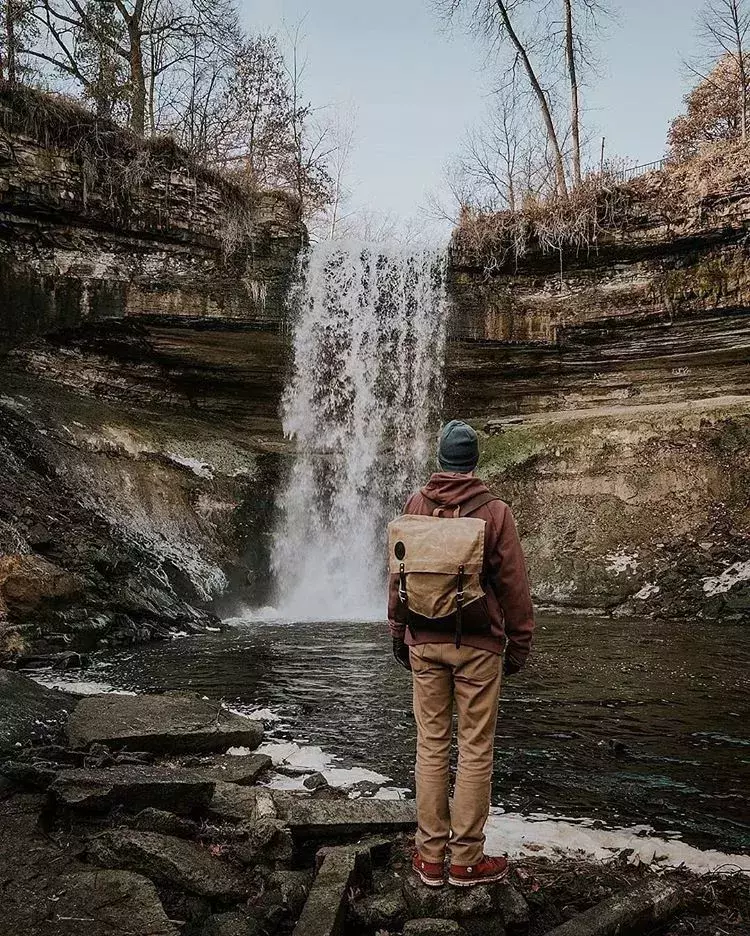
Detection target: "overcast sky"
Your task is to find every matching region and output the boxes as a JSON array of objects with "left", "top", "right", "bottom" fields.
[{"left": 245, "top": 0, "right": 705, "bottom": 227}]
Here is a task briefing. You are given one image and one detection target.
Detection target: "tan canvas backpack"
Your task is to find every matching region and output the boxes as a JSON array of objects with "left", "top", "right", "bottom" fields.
[{"left": 387, "top": 492, "right": 498, "bottom": 648}]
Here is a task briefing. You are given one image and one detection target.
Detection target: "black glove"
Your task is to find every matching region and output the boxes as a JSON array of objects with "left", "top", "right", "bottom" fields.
[
  {"left": 393, "top": 637, "right": 411, "bottom": 671},
  {"left": 503, "top": 655, "right": 523, "bottom": 677}
]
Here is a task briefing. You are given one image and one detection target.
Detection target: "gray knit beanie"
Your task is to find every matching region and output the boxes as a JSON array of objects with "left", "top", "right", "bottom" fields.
[{"left": 438, "top": 420, "right": 479, "bottom": 473}]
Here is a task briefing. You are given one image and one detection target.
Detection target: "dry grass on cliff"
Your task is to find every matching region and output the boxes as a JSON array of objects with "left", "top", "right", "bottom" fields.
[
  {"left": 454, "top": 139, "right": 750, "bottom": 274},
  {"left": 452, "top": 172, "right": 634, "bottom": 274},
  {"left": 0, "top": 82, "right": 273, "bottom": 226}
]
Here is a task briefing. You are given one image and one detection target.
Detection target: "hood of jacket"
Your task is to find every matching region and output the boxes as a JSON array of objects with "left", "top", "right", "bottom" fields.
[{"left": 420, "top": 472, "right": 490, "bottom": 506}]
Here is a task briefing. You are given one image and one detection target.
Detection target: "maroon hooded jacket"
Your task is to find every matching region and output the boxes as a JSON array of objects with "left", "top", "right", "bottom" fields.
[{"left": 388, "top": 472, "right": 535, "bottom": 665}]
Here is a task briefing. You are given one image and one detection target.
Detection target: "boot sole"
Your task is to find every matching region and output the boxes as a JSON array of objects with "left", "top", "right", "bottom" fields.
[
  {"left": 448, "top": 868, "right": 509, "bottom": 887},
  {"left": 413, "top": 868, "right": 445, "bottom": 888}
]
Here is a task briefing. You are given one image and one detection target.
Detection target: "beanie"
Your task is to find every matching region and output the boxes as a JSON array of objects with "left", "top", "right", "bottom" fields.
[{"left": 438, "top": 420, "right": 479, "bottom": 473}]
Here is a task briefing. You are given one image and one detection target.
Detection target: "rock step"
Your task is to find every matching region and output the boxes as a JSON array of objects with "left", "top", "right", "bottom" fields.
[
  {"left": 285, "top": 798, "right": 417, "bottom": 839},
  {"left": 88, "top": 828, "right": 250, "bottom": 900},
  {"left": 402, "top": 873, "right": 529, "bottom": 936},
  {"left": 67, "top": 693, "right": 264, "bottom": 754},
  {"left": 292, "top": 845, "right": 374, "bottom": 936},
  {"left": 51, "top": 765, "right": 215, "bottom": 814}
]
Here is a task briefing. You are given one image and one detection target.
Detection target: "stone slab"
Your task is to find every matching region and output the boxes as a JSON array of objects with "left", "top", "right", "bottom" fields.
[
  {"left": 194, "top": 753, "right": 272, "bottom": 785},
  {"left": 88, "top": 828, "right": 250, "bottom": 900},
  {"left": 51, "top": 870, "right": 179, "bottom": 936},
  {"left": 209, "top": 783, "right": 277, "bottom": 822},
  {"left": 292, "top": 848, "right": 367, "bottom": 936},
  {"left": 67, "top": 693, "right": 264, "bottom": 754},
  {"left": 286, "top": 798, "right": 417, "bottom": 839},
  {"left": 51, "top": 765, "right": 215, "bottom": 814},
  {"left": 543, "top": 879, "right": 684, "bottom": 936}
]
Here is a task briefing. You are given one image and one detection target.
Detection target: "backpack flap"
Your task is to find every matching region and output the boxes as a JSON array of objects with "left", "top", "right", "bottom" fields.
[{"left": 387, "top": 514, "right": 486, "bottom": 620}]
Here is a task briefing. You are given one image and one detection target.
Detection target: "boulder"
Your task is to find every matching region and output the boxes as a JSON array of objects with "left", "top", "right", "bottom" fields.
[
  {"left": 350, "top": 888, "right": 408, "bottom": 931},
  {"left": 265, "top": 869, "right": 314, "bottom": 919},
  {"left": 0, "top": 554, "right": 81, "bottom": 616},
  {"left": 232, "top": 817, "right": 294, "bottom": 866},
  {"left": 67, "top": 693, "right": 264, "bottom": 753},
  {"left": 402, "top": 875, "right": 528, "bottom": 936},
  {"left": 51, "top": 870, "right": 179, "bottom": 936},
  {"left": 0, "top": 670, "right": 74, "bottom": 752},
  {"left": 51, "top": 765, "right": 215, "bottom": 814},
  {"left": 201, "top": 910, "right": 261, "bottom": 936},
  {"left": 130, "top": 807, "right": 201, "bottom": 838},
  {"left": 87, "top": 828, "right": 250, "bottom": 900},
  {"left": 404, "top": 921, "right": 466, "bottom": 936}
]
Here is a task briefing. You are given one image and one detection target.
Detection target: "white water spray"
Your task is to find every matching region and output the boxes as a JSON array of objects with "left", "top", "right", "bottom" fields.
[{"left": 271, "top": 241, "right": 449, "bottom": 622}]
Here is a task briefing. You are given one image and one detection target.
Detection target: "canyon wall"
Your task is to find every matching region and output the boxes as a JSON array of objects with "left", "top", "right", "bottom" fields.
[
  {"left": 0, "top": 88, "right": 302, "bottom": 657},
  {"left": 446, "top": 151, "right": 750, "bottom": 619}
]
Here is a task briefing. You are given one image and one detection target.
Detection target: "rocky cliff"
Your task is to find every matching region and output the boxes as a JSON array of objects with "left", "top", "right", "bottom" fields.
[
  {"left": 0, "top": 87, "right": 303, "bottom": 658},
  {"left": 447, "top": 146, "right": 750, "bottom": 619}
]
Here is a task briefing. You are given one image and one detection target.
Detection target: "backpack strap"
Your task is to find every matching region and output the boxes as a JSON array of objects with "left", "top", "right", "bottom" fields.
[{"left": 459, "top": 492, "right": 500, "bottom": 517}]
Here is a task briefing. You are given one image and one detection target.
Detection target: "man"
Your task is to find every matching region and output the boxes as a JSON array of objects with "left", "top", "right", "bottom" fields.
[{"left": 388, "top": 420, "right": 535, "bottom": 888}]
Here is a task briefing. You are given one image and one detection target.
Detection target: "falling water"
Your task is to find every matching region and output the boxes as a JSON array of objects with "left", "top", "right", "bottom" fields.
[{"left": 271, "top": 241, "right": 449, "bottom": 621}]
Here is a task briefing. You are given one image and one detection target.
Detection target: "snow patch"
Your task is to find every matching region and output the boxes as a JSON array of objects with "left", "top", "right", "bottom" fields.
[
  {"left": 167, "top": 454, "right": 215, "bottom": 480},
  {"left": 634, "top": 582, "right": 660, "bottom": 600},
  {"left": 254, "top": 741, "right": 390, "bottom": 790},
  {"left": 605, "top": 550, "right": 638, "bottom": 575},
  {"left": 702, "top": 560, "right": 750, "bottom": 596},
  {"left": 484, "top": 811, "right": 750, "bottom": 873}
]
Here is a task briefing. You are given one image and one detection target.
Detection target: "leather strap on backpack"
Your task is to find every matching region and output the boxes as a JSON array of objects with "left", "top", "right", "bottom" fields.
[{"left": 459, "top": 492, "right": 499, "bottom": 517}]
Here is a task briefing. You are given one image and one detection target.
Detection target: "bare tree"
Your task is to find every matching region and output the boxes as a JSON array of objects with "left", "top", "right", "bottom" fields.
[
  {"left": 2, "top": 0, "right": 37, "bottom": 83},
  {"left": 697, "top": 0, "right": 750, "bottom": 140}
]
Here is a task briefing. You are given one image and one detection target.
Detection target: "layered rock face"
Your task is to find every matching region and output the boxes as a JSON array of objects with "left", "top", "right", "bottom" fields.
[
  {"left": 447, "top": 152, "right": 750, "bottom": 617},
  {"left": 0, "top": 89, "right": 302, "bottom": 655}
]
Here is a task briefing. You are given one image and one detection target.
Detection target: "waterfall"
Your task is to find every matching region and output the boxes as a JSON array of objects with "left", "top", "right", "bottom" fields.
[{"left": 270, "top": 241, "right": 449, "bottom": 622}]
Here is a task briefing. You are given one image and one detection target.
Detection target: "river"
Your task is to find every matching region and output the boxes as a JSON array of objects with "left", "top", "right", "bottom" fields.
[{"left": 41, "top": 613, "right": 750, "bottom": 856}]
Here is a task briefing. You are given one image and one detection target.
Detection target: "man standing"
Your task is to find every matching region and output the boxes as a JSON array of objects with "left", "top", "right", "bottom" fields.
[{"left": 388, "top": 420, "right": 534, "bottom": 888}]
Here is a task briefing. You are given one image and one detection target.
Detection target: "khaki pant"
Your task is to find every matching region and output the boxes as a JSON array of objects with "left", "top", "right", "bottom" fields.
[{"left": 410, "top": 643, "right": 502, "bottom": 866}]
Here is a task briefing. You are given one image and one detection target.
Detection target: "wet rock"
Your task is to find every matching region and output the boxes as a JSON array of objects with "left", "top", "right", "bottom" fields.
[
  {"left": 87, "top": 828, "right": 250, "bottom": 900},
  {"left": 350, "top": 887, "right": 408, "bottom": 931},
  {"left": 52, "top": 870, "right": 179, "bottom": 936},
  {"left": 233, "top": 817, "right": 294, "bottom": 866},
  {"left": 130, "top": 807, "right": 201, "bottom": 838},
  {"left": 286, "top": 797, "right": 417, "bottom": 840},
  {"left": 404, "top": 921, "right": 466, "bottom": 936},
  {"left": 67, "top": 693, "right": 264, "bottom": 753},
  {"left": 303, "top": 771, "right": 329, "bottom": 791},
  {"left": 0, "top": 670, "right": 74, "bottom": 752},
  {"left": 0, "top": 554, "right": 81, "bottom": 616},
  {"left": 50, "top": 765, "right": 214, "bottom": 814},
  {"left": 201, "top": 910, "right": 261, "bottom": 936}
]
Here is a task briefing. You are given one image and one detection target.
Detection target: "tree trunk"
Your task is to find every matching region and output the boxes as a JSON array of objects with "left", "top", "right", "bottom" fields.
[
  {"left": 127, "top": 12, "right": 146, "bottom": 135},
  {"left": 563, "top": 0, "right": 582, "bottom": 185},
  {"left": 494, "top": 0, "right": 568, "bottom": 196},
  {"left": 5, "top": 0, "right": 16, "bottom": 84}
]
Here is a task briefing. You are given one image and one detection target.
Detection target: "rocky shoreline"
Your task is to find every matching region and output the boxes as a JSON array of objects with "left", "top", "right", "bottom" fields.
[{"left": 0, "top": 671, "right": 747, "bottom": 936}]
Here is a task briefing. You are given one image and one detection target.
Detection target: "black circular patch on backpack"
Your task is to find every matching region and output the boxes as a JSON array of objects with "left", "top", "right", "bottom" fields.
[{"left": 394, "top": 541, "right": 406, "bottom": 561}]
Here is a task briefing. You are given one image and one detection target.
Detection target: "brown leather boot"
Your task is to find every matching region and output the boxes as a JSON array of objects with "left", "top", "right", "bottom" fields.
[
  {"left": 448, "top": 854, "right": 509, "bottom": 887},
  {"left": 412, "top": 853, "right": 446, "bottom": 887}
]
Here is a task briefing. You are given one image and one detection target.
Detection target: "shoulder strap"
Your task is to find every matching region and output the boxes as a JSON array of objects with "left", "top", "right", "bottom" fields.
[{"left": 459, "top": 492, "right": 500, "bottom": 517}]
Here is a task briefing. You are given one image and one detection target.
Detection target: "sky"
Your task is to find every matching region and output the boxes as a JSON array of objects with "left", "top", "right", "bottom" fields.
[{"left": 245, "top": 0, "right": 706, "bottom": 225}]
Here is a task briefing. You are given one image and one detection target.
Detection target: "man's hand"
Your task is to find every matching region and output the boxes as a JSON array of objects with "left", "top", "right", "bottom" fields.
[
  {"left": 393, "top": 637, "right": 411, "bottom": 671},
  {"left": 503, "top": 654, "right": 523, "bottom": 677}
]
